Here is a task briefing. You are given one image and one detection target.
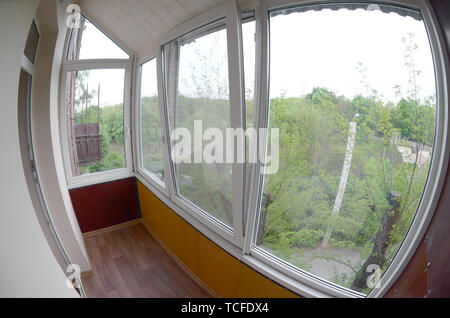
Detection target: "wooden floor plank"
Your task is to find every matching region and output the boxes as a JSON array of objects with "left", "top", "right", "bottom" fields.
[{"left": 82, "top": 222, "right": 211, "bottom": 298}]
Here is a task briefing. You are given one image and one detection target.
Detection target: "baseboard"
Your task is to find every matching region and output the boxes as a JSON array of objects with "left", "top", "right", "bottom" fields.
[
  {"left": 82, "top": 218, "right": 142, "bottom": 238},
  {"left": 140, "top": 219, "right": 219, "bottom": 298}
]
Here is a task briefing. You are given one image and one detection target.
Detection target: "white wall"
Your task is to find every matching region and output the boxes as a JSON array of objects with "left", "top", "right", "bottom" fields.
[
  {"left": 32, "top": 0, "right": 91, "bottom": 272},
  {"left": 0, "top": 0, "right": 80, "bottom": 297}
]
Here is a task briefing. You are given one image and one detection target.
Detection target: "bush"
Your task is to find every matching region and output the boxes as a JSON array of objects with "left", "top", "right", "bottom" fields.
[
  {"left": 89, "top": 151, "right": 125, "bottom": 173},
  {"left": 329, "top": 238, "right": 356, "bottom": 249},
  {"left": 103, "top": 151, "right": 125, "bottom": 170},
  {"left": 289, "top": 229, "right": 324, "bottom": 249}
]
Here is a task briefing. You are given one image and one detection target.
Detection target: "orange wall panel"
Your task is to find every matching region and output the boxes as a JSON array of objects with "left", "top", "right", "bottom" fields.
[{"left": 137, "top": 181, "right": 298, "bottom": 298}]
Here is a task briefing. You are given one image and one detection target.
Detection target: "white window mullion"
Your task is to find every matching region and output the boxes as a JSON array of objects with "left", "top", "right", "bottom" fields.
[
  {"left": 243, "top": 2, "right": 269, "bottom": 255},
  {"left": 157, "top": 50, "right": 176, "bottom": 198},
  {"left": 135, "top": 52, "right": 168, "bottom": 195},
  {"left": 132, "top": 61, "right": 142, "bottom": 176},
  {"left": 227, "top": 0, "right": 246, "bottom": 244},
  {"left": 123, "top": 63, "right": 134, "bottom": 176}
]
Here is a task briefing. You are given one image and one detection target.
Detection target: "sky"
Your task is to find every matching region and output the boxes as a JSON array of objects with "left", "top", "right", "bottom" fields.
[
  {"left": 77, "top": 20, "right": 128, "bottom": 107},
  {"left": 141, "top": 58, "right": 158, "bottom": 98},
  {"left": 75, "top": 68, "right": 125, "bottom": 109},
  {"left": 78, "top": 7, "right": 436, "bottom": 107},
  {"left": 269, "top": 8, "right": 435, "bottom": 103}
]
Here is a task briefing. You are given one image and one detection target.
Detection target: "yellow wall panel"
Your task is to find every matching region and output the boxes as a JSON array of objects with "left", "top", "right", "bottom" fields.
[
  {"left": 235, "top": 263, "right": 297, "bottom": 298},
  {"left": 137, "top": 181, "right": 299, "bottom": 298},
  {"left": 194, "top": 232, "right": 241, "bottom": 297}
]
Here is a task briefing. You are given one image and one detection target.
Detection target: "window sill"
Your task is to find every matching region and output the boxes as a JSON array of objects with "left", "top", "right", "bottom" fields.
[{"left": 67, "top": 169, "right": 135, "bottom": 190}]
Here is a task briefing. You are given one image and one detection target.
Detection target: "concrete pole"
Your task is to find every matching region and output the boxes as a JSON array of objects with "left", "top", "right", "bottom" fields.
[{"left": 322, "top": 114, "right": 359, "bottom": 248}]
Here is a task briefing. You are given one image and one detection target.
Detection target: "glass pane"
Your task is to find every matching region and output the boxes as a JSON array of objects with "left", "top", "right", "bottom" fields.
[
  {"left": 257, "top": 4, "right": 436, "bottom": 295},
  {"left": 24, "top": 20, "right": 39, "bottom": 63},
  {"left": 67, "top": 15, "right": 129, "bottom": 60},
  {"left": 243, "top": 16, "right": 257, "bottom": 217},
  {"left": 243, "top": 17, "right": 256, "bottom": 129},
  {"left": 165, "top": 21, "right": 233, "bottom": 228},
  {"left": 65, "top": 69, "right": 126, "bottom": 176},
  {"left": 140, "top": 59, "right": 165, "bottom": 183}
]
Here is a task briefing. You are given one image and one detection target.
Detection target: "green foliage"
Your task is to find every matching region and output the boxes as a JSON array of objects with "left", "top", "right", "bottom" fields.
[
  {"left": 259, "top": 82, "right": 435, "bottom": 288},
  {"left": 264, "top": 229, "right": 324, "bottom": 250},
  {"left": 289, "top": 229, "right": 325, "bottom": 249},
  {"left": 75, "top": 103, "right": 126, "bottom": 175},
  {"left": 140, "top": 96, "right": 161, "bottom": 143},
  {"left": 88, "top": 151, "right": 125, "bottom": 173},
  {"left": 101, "top": 104, "right": 124, "bottom": 145},
  {"left": 72, "top": 30, "right": 436, "bottom": 292}
]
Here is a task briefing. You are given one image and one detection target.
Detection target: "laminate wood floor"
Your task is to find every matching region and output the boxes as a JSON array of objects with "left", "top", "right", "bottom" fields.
[{"left": 81, "top": 222, "right": 211, "bottom": 298}]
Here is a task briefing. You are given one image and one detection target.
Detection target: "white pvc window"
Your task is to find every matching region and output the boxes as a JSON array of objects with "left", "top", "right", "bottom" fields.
[
  {"left": 131, "top": 0, "right": 448, "bottom": 298},
  {"left": 66, "top": 15, "right": 129, "bottom": 61},
  {"left": 158, "top": 0, "right": 245, "bottom": 246},
  {"left": 165, "top": 20, "right": 234, "bottom": 228},
  {"left": 139, "top": 58, "right": 165, "bottom": 185},
  {"left": 61, "top": 15, "right": 133, "bottom": 188},
  {"left": 245, "top": 0, "right": 448, "bottom": 298}
]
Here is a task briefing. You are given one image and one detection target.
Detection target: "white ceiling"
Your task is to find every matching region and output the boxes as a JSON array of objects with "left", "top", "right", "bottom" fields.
[{"left": 79, "top": 0, "right": 228, "bottom": 55}]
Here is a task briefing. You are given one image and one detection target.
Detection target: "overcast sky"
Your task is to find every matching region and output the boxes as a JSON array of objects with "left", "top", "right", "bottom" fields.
[
  {"left": 78, "top": 20, "right": 128, "bottom": 107},
  {"left": 269, "top": 8, "right": 435, "bottom": 103},
  {"left": 80, "top": 7, "right": 436, "bottom": 107}
]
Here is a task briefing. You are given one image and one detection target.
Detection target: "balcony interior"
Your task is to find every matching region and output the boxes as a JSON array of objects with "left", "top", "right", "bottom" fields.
[{"left": 1, "top": 0, "right": 450, "bottom": 299}]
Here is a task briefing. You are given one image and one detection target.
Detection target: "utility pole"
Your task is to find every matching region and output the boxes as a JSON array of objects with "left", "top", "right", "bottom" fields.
[
  {"left": 85, "top": 83, "right": 89, "bottom": 135},
  {"left": 97, "top": 84, "right": 100, "bottom": 125},
  {"left": 322, "top": 113, "right": 359, "bottom": 248}
]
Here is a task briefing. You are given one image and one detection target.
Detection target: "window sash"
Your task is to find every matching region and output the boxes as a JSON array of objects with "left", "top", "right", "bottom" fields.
[
  {"left": 65, "top": 13, "right": 132, "bottom": 62},
  {"left": 155, "top": 0, "right": 246, "bottom": 247},
  {"left": 135, "top": 58, "right": 167, "bottom": 192},
  {"left": 132, "top": 0, "right": 449, "bottom": 298},
  {"left": 244, "top": 0, "right": 449, "bottom": 299},
  {"left": 60, "top": 61, "right": 133, "bottom": 188}
]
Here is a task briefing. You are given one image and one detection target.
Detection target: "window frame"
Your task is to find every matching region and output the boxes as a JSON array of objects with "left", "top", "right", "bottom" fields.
[
  {"left": 243, "top": 0, "right": 450, "bottom": 298},
  {"left": 241, "top": 11, "right": 258, "bottom": 234},
  {"left": 131, "top": 0, "right": 450, "bottom": 298},
  {"left": 162, "top": 0, "right": 246, "bottom": 247},
  {"left": 135, "top": 0, "right": 246, "bottom": 247},
  {"left": 60, "top": 14, "right": 134, "bottom": 189},
  {"left": 65, "top": 12, "right": 134, "bottom": 62},
  {"left": 134, "top": 51, "right": 170, "bottom": 195}
]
